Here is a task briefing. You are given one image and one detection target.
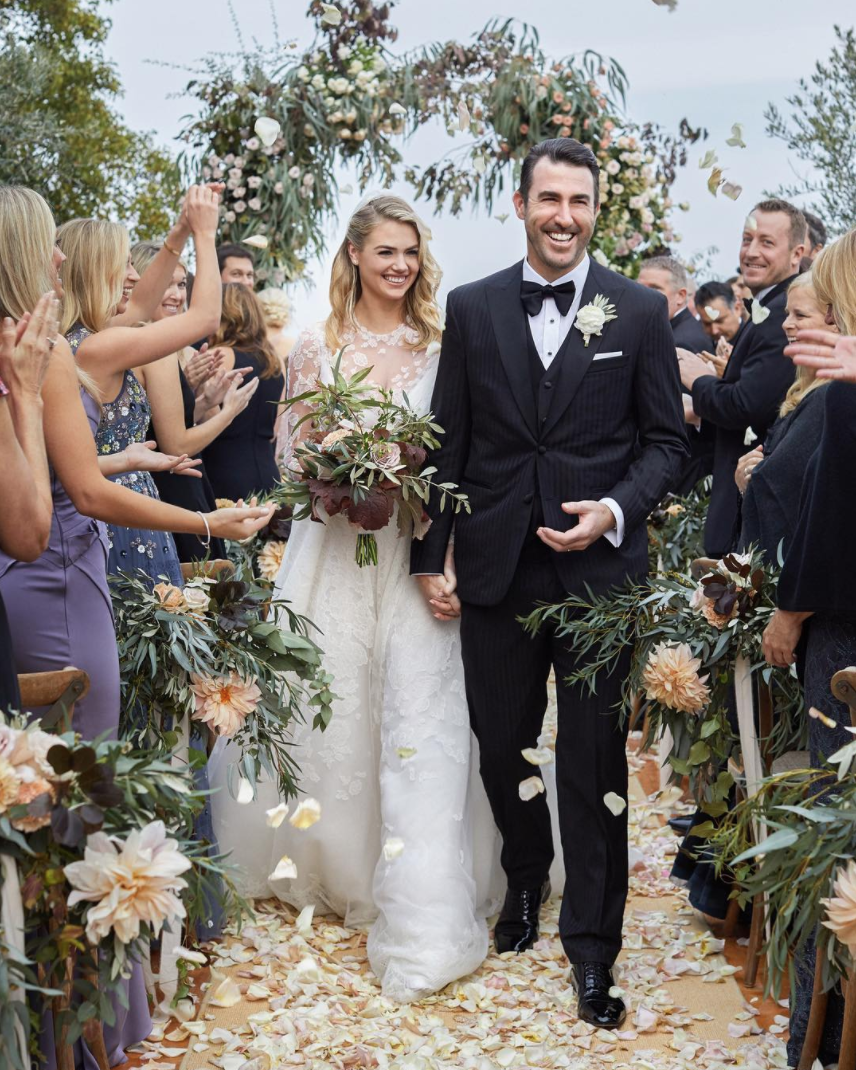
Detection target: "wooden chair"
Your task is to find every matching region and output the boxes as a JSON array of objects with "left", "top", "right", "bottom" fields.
[
  {"left": 17, "top": 668, "right": 90, "bottom": 733},
  {"left": 180, "top": 558, "right": 235, "bottom": 582},
  {"left": 798, "top": 667, "right": 856, "bottom": 1070}
]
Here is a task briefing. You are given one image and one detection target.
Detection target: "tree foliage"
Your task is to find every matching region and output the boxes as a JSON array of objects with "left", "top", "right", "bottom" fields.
[
  {"left": 765, "top": 24, "right": 856, "bottom": 235},
  {"left": 0, "top": 0, "right": 180, "bottom": 235}
]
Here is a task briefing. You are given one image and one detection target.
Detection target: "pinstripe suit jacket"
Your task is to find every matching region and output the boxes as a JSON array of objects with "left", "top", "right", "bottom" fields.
[{"left": 410, "top": 258, "right": 689, "bottom": 606}]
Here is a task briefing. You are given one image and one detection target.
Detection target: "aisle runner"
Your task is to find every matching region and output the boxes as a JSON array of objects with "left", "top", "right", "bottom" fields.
[{"left": 153, "top": 767, "right": 788, "bottom": 1070}]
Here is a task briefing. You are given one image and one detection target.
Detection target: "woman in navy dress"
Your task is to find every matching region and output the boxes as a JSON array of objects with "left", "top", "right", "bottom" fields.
[
  {"left": 201, "top": 284, "right": 285, "bottom": 501},
  {"left": 56, "top": 187, "right": 228, "bottom": 585}
]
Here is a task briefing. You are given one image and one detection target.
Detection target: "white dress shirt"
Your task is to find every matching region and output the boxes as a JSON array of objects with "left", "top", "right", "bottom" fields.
[{"left": 522, "top": 257, "right": 624, "bottom": 547}]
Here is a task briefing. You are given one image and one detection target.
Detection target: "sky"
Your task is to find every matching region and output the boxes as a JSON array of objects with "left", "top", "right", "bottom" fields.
[{"left": 104, "top": 0, "right": 853, "bottom": 331}]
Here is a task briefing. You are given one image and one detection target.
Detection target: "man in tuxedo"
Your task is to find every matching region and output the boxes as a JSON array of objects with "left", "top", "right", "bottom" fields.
[
  {"left": 695, "top": 281, "right": 747, "bottom": 350},
  {"left": 411, "top": 138, "right": 688, "bottom": 1027},
  {"left": 639, "top": 255, "right": 709, "bottom": 353},
  {"left": 678, "top": 199, "right": 806, "bottom": 556}
]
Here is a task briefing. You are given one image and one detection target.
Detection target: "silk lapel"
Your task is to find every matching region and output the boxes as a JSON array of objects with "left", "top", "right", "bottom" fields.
[
  {"left": 541, "top": 260, "right": 624, "bottom": 437},
  {"left": 486, "top": 262, "right": 538, "bottom": 438}
]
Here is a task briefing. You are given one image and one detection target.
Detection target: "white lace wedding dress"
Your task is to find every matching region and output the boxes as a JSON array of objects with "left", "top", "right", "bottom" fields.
[{"left": 209, "top": 320, "right": 504, "bottom": 1002}]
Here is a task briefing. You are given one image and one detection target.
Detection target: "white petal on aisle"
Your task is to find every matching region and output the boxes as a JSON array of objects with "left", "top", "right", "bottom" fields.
[{"left": 172, "top": 753, "right": 788, "bottom": 1070}]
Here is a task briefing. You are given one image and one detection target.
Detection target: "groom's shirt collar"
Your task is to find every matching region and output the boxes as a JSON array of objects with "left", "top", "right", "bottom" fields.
[{"left": 522, "top": 253, "right": 591, "bottom": 293}]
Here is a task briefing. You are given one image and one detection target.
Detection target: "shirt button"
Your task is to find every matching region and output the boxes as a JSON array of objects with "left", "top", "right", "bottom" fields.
[
  {"left": 549, "top": 319, "right": 555, "bottom": 324},
  {"left": 523, "top": 493, "right": 534, "bottom": 505},
  {"left": 538, "top": 445, "right": 547, "bottom": 455},
  {"left": 547, "top": 351, "right": 553, "bottom": 357},
  {"left": 544, "top": 381, "right": 553, "bottom": 389}
]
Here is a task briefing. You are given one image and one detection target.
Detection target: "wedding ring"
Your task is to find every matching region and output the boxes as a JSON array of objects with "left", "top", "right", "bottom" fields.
[{"left": 47, "top": 337, "right": 57, "bottom": 349}]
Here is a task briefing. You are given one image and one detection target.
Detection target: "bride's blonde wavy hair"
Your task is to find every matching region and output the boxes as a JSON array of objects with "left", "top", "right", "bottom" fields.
[{"left": 325, "top": 195, "right": 442, "bottom": 353}]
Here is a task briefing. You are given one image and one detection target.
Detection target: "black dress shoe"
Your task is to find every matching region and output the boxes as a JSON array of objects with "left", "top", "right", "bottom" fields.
[
  {"left": 494, "top": 880, "right": 551, "bottom": 953},
  {"left": 570, "top": 962, "right": 627, "bottom": 1028},
  {"left": 667, "top": 814, "right": 694, "bottom": 835}
]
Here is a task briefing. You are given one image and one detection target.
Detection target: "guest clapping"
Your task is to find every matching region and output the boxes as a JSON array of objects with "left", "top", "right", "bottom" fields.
[
  {"left": 200, "top": 284, "right": 285, "bottom": 501},
  {"left": 678, "top": 200, "right": 805, "bottom": 556},
  {"left": 695, "top": 280, "right": 747, "bottom": 370}
]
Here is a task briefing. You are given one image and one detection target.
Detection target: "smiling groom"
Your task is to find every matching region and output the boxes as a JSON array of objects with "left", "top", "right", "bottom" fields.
[{"left": 411, "top": 138, "right": 688, "bottom": 1027}]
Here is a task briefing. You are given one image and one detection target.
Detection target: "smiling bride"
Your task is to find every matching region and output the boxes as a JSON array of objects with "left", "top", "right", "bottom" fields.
[{"left": 209, "top": 194, "right": 502, "bottom": 1002}]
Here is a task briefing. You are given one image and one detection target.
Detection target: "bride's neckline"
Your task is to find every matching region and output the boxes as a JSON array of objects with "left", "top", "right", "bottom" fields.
[{"left": 351, "top": 315, "right": 412, "bottom": 342}]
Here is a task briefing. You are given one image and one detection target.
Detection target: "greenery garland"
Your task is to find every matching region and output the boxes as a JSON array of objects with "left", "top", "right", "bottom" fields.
[{"left": 177, "top": 1, "right": 700, "bottom": 283}]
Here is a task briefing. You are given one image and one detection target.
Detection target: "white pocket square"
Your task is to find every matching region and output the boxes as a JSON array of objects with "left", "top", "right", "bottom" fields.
[{"left": 592, "top": 350, "right": 624, "bottom": 360}]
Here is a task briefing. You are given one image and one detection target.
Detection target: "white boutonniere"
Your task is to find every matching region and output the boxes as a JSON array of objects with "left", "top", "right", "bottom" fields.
[
  {"left": 750, "top": 301, "right": 770, "bottom": 325},
  {"left": 744, "top": 426, "right": 758, "bottom": 446},
  {"left": 574, "top": 294, "right": 618, "bottom": 348}
]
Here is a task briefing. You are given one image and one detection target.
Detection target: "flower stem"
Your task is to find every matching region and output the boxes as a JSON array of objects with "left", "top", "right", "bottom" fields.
[{"left": 355, "top": 533, "right": 378, "bottom": 567}]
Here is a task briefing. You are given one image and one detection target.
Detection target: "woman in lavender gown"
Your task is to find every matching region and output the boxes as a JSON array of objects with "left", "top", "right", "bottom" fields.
[{"left": 0, "top": 185, "right": 274, "bottom": 1069}]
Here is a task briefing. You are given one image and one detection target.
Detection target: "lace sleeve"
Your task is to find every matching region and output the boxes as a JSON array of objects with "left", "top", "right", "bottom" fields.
[{"left": 275, "top": 325, "right": 327, "bottom": 471}]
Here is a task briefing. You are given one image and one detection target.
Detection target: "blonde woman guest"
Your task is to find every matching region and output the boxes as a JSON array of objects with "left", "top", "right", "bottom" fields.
[
  {"left": 257, "top": 286, "right": 295, "bottom": 364},
  {"left": 0, "top": 185, "right": 272, "bottom": 1070},
  {"left": 56, "top": 186, "right": 228, "bottom": 584},
  {"left": 200, "top": 284, "right": 285, "bottom": 501},
  {"left": 130, "top": 241, "right": 260, "bottom": 560},
  {"left": 210, "top": 195, "right": 502, "bottom": 1002},
  {"left": 736, "top": 271, "right": 836, "bottom": 562},
  {"left": 763, "top": 232, "right": 856, "bottom": 1068}
]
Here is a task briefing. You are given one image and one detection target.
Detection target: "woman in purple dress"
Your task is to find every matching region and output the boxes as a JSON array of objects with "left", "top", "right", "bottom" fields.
[{"left": 0, "top": 185, "right": 274, "bottom": 1069}]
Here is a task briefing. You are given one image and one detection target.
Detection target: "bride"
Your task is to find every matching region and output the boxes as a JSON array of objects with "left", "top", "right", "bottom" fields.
[{"left": 210, "top": 194, "right": 503, "bottom": 1001}]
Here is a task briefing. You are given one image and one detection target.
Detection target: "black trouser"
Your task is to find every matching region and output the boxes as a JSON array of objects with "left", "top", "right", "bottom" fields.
[{"left": 460, "top": 536, "right": 630, "bottom": 964}]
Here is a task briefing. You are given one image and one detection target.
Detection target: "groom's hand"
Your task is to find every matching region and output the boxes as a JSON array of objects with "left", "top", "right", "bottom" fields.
[
  {"left": 537, "top": 501, "right": 616, "bottom": 553},
  {"left": 415, "top": 573, "right": 461, "bottom": 621}
]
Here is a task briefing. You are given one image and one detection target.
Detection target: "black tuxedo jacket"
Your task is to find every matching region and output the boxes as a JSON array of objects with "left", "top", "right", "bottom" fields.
[
  {"left": 691, "top": 277, "right": 796, "bottom": 556},
  {"left": 410, "top": 259, "right": 689, "bottom": 606},
  {"left": 671, "top": 307, "right": 710, "bottom": 354}
]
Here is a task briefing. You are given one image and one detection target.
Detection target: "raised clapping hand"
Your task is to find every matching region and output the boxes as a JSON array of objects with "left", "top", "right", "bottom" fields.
[
  {"left": 785, "top": 329, "right": 856, "bottom": 383},
  {"left": 183, "top": 184, "right": 222, "bottom": 239},
  {"left": 734, "top": 446, "right": 764, "bottom": 494},
  {"left": 208, "top": 501, "right": 276, "bottom": 541},
  {"left": 0, "top": 292, "right": 60, "bottom": 397},
  {"left": 184, "top": 345, "right": 224, "bottom": 394},
  {"left": 537, "top": 500, "right": 615, "bottom": 553},
  {"left": 122, "top": 441, "right": 203, "bottom": 478}
]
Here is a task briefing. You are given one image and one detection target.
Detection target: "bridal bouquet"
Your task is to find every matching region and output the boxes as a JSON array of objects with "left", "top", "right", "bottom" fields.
[{"left": 277, "top": 352, "right": 470, "bottom": 567}]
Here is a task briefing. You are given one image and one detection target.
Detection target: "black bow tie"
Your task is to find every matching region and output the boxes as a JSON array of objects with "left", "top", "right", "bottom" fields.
[
  {"left": 520, "top": 279, "right": 577, "bottom": 318},
  {"left": 743, "top": 297, "right": 753, "bottom": 314}
]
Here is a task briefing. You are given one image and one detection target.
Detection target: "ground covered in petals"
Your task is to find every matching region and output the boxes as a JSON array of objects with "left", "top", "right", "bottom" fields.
[{"left": 126, "top": 748, "right": 790, "bottom": 1070}]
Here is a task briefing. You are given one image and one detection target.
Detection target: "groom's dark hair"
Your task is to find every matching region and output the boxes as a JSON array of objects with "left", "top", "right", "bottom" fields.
[{"left": 519, "top": 138, "right": 600, "bottom": 207}]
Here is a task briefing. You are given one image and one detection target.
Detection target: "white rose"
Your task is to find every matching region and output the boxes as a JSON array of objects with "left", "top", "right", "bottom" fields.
[
  {"left": 288, "top": 166, "right": 301, "bottom": 179},
  {"left": 232, "top": 186, "right": 246, "bottom": 199},
  {"left": 207, "top": 152, "right": 220, "bottom": 166},
  {"left": 611, "top": 183, "right": 624, "bottom": 195},
  {"left": 575, "top": 304, "right": 607, "bottom": 336},
  {"left": 337, "top": 45, "right": 352, "bottom": 60},
  {"left": 224, "top": 153, "right": 235, "bottom": 165},
  {"left": 628, "top": 195, "right": 644, "bottom": 210},
  {"left": 233, "top": 157, "right": 245, "bottom": 168},
  {"left": 224, "top": 210, "right": 236, "bottom": 223},
  {"left": 248, "top": 197, "right": 262, "bottom": 211},
  {"left": 302, "top": 173, "right": 314, "bottom": 186},
  {"left": 606, "top": 159, "right": 620, "bottom": 176},
  {"left": 247, "top": 175, "right": 262, "bottom": 189},
  {"left": 311, "top": 74, "right": 326, "bottom": 90},
  {"left": 183, "top": 585, "right": 210, "bottom": 613},
  {"left": 211, "top": 167, "right": 224, "bottom": 179},
  {"left": 228, "top": 167, "right": 243, "bottom": 180},
  {"left": 641, "top": 207, "right": 655, "bottom": 225},
  {"left": 233, "top": 200, "right": 247, "bottom": 213},
  {"left": 353, "top": 129, "right": 366, "bottom": 141},
  {"left": 348, "top": 60, "right": 363, "bottom": 74},
  {"left": 245, "top": 137, "right": 260, "bottom": 151},
  {"left": 339, "top": 128, "right": 352, "bottom": 139},
  {"left": 297, "top": 66, "right": 310, "bottom": 81},
  {"left": 274, "top": 181, "right": 284, "bottom": 194}
]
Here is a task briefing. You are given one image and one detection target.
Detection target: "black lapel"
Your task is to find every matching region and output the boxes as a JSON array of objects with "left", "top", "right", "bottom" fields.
[
  {"left": 761, "top": 275, "right": 796, "bottom": 307},
  {"left": 486, "top": 261, "right": 538, "bottom": 438},
  {"left": 541, "top": 260, "right": 626, "bottom": 437}
]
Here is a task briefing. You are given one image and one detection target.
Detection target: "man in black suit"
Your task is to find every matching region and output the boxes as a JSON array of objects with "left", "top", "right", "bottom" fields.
[
  {"left": 410, "top": 138, "right": 688, "bottom": 1027},
  {"left": 678, "top": 199, "right": 806, "bottom": 556},
  {"left": 639, "top": 256, "right": 713, "bottom": 494},
  {"left": 639, "top": 255, "right": 709, "bottom": 353}
]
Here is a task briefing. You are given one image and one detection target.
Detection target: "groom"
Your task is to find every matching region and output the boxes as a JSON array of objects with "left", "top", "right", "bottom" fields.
[{"left": 412, "top": 138, "right": 688, "bottom": 1027}]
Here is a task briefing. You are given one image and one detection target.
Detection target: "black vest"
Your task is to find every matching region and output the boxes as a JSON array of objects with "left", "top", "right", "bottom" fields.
[{"left": 523, "top": 319, "right": 575, "bottom": 533}]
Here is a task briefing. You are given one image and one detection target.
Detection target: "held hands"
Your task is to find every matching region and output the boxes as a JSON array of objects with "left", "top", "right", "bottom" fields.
[
  {"left": 762, "top": 608, "right": 811, "bottom": 668},
  {"left": 122, "top": 441, "right": 203, "bottom": 478},
  {"left": 416, "top": 545, "right": 461, "bottom": 622},
  {"left": 785, "top": 330, "right": 856, "bottom": 383},
  {"left": 0, "top": 292, "right": 60, "bottom": 398},
  {"left": 208, "top": 500, "right": 276, "bottom": 541},
  {"left": 537, "top": 500, "right": 615, "bottom": 553},
  {"left": 734, "top": 446, "right": 763, "bottom": 494}
]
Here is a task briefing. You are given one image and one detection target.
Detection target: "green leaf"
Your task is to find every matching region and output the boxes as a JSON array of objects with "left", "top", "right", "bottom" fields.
[
  {"left": 688, "top": 741, "right": 711, "bottom": 765},
  {"left": 733, "top": 826, "right": 800, "bottom": 864}
]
